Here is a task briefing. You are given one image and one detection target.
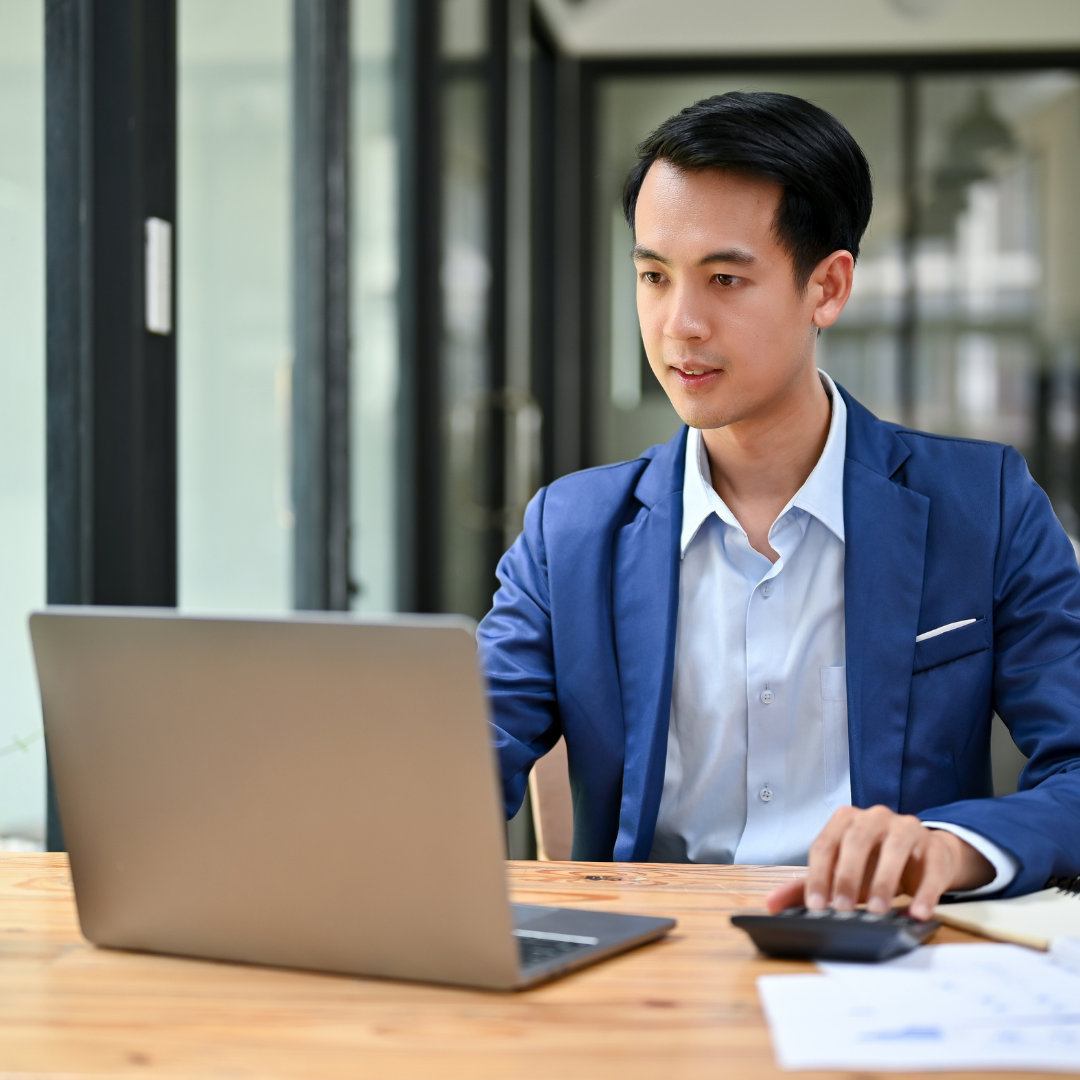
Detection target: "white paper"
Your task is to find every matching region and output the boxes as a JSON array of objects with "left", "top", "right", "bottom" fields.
[
  {"left": 758, "top": 944, "right": 1080, "bottom": 1071},
  {"left": 817, "top": 941, "right": 1059, "bottom": 978}
]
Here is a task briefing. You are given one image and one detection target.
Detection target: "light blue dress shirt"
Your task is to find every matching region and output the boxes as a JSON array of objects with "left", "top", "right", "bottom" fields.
[{"left": 650, "top": 373, "right": 1016, "bottom": 894}]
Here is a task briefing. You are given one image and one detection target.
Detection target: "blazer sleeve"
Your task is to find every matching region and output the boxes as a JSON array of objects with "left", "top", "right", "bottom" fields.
[
  {"left": 476, "top": 486, "right": 562, "bottom": 819},
  {"left": 917, "top": 446, "right": 1080, "bottom": 895}
]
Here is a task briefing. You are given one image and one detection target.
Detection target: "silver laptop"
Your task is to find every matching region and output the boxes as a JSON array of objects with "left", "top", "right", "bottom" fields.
[{"left": 29, "top": 607, "right": 674, "bottom": 990}]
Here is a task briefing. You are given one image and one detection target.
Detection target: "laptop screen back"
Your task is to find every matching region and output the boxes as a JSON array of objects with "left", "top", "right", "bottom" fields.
[{"left": 30, "top": 609, "right": 523, "bottom": 987}]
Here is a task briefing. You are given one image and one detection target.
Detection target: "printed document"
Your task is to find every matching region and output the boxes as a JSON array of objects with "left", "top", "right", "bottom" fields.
[{"left": 758, "top": 944, "right": 1080, "bottom": 1071}]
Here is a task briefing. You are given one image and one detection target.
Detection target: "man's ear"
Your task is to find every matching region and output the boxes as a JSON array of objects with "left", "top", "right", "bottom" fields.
[{"left": 810, "top": 250, "right": 855, "bottom": 329}]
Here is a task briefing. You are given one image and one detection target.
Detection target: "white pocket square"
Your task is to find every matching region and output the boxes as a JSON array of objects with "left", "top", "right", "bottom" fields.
[{"left": 915, "top": 618, "right": 977, "bottom": 643}]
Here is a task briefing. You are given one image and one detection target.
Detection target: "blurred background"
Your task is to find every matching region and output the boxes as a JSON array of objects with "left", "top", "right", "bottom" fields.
[{"left": 3, "top": 0, "right": 1079, "bottom": 847}]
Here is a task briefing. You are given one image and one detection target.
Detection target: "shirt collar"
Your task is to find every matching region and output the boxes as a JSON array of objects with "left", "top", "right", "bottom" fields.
[{"left": 680, "top": 370, "right": 847, "bottom": 556}]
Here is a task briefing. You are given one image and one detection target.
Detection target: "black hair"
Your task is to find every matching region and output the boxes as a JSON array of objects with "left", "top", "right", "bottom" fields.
[{"left": 622, "top": 91, "right": 873, "bottom": 285}]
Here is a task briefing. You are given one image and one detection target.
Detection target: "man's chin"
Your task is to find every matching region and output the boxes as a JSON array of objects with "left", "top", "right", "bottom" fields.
[{"left": 666, "top": 400, "right": 735, "bottom": 432}]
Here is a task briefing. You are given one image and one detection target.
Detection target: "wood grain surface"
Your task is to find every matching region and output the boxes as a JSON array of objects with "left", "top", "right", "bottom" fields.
[{"left": 0, "top": 853, "right": 1050, "bottom": 1079}]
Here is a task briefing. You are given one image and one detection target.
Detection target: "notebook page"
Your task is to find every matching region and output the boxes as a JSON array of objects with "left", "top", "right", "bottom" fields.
[{"left": 934, "top": 882, "right": 1080, "bottom": 949}]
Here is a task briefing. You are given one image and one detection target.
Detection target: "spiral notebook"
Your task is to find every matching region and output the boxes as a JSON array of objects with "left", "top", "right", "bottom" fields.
[{"left": 933, "top": 876, "right": 1080, "bottom": 950}]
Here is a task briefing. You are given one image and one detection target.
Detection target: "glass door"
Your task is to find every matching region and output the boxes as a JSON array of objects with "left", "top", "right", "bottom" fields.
[
  {"left": 0, "top": 0, "right": 45, "bottom": 847},
  {"left": 178, "top": 1, "right": 293, "bottom": 613}
]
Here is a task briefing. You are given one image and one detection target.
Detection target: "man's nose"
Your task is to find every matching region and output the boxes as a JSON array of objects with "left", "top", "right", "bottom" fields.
[{"left": 663, "top": 284, "right": 710, "bottom": 341}]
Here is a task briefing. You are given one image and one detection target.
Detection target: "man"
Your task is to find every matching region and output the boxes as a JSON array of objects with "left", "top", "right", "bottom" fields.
[{"left": 477, "top": 92, "right": 1080, "bottom": 918}]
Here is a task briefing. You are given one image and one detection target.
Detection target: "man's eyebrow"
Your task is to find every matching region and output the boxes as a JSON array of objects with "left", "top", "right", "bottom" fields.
[
  {"left": 630, "top": 245, "right": 757, "bottom": 266},
  {"left": 630, "top": 245, "right": 668, "bottom": 264}
]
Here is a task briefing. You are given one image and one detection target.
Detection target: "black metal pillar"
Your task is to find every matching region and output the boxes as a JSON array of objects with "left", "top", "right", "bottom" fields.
[
  {"left": 898, "top": 72, "right": 919, "bottom": 429},
  {"left": 395, "top": 0, "right": 443, "bottom": 612},
  {"left": 44, "top": 0, "right": 178, "bottom": 850},
  {"left": 484, "top": 0, "right": 512, "bottom": 581},
  {"left": 291, "top": 0, "right": 352, "bottom": 611},
  {"left": 528, "top": 11, "right": 586, "bottom": 479}
]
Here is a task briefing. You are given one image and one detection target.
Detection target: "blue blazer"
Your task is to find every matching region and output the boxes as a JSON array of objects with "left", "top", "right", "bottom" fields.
[{"left": 477, "top": 387, "right": 1080, "bottom": 896}]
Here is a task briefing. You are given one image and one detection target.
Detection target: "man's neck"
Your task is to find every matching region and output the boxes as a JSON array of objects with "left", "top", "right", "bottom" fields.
[{"left": 701, "top": 372, "right": 833, "bottom": 560}]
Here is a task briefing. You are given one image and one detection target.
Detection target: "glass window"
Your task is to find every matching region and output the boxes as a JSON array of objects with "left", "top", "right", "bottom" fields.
[
  {"left": 914, "top": 72, "right": 1080, "bottom": 533},
  {"left": 350, "top": 0, "right": 400, "bottom": 612},
  {"left": 441, "top": 0, "right": 495, "bottom": 618},
  {"left": 178, "top": 1, "right": 293, "bottom": 613},
  {"left": 0, "top": 1, "right": 45, "bottom": 845}
]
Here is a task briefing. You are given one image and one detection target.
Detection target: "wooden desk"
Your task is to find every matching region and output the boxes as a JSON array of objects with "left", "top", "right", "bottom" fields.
[{"left": 0, "top": 853, "right": 1046, "bottom": 1079}]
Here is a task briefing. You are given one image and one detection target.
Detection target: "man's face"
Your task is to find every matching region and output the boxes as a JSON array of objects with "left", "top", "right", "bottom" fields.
[{"left": 632, "top": 161, "right": 825, "bottom": 437}]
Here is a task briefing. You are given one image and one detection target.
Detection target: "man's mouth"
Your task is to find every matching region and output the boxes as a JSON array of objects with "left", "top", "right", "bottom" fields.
[{"left": 673, "top": 364, "right": 722, "bottom": 378}]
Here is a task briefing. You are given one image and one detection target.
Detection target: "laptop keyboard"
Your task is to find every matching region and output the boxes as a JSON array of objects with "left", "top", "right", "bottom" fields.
[{"left": 514, "top": 931, "right": 597, "bottom": 968}]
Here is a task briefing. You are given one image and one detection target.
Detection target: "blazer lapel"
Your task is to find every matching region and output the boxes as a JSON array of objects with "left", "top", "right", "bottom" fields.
[
  {"left": 841, "top": 391, "right": 929, "bottom": 810},
  {"left": 612, "top": 429, "right": 685, "bottom": 860}
]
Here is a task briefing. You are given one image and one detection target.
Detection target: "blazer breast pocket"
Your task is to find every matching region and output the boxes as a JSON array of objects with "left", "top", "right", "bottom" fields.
[{"left": 912, "top": 616, "right": 990, "bottom": 673}]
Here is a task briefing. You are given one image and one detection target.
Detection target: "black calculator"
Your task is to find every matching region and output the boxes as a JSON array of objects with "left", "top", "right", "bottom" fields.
[{"left": 731, "top": 906, "right": 940, "bottom": 962}]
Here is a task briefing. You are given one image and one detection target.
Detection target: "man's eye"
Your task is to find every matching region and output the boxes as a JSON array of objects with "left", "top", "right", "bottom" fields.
[
  {"left": 714, "top": 274, "right": 737, "bottom": 287},
  {"left": 640, "top": 271, "right": 664, "bottom": 285}
]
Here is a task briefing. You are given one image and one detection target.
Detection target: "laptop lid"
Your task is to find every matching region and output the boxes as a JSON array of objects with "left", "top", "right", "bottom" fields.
[{"left": 29, "top": 608, "right": 673, "bottom": 990}]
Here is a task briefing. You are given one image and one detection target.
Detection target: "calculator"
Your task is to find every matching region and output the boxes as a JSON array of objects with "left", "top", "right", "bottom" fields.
[{"left": 731, "top": 906, "right": 941, "bottom": 962}]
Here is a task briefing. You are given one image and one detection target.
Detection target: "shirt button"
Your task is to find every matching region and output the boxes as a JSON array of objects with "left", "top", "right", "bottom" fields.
[
  {"left": 760, "top": 688, "right": 775, "bottom": 704},
  {"left": 761, "top": 581, "right": 773, "bottom": 598},
  {"left": 760, "top": 787, "right": 774, "bottom": 802}
]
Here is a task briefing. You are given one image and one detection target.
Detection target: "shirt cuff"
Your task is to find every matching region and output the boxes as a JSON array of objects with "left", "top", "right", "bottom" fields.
[{"left": 922, "top": 821, "right": 1019, "bottom": 897}]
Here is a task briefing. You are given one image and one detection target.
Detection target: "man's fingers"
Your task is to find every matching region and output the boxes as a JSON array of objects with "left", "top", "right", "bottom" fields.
[
  {"left": 783, "top": 810, "right": 993, "bottom": 921},
  {"left": 866, "top": 814, "right": 925, "bottom": 913},
  {"left": 803, "top": 808, "right": 852, "bottom": 909},
  {"left": 764, "top": 877, "right": 806, "bottom": 914},
  {"left": 827, "top": 825, "right": 878, "bottom": 910},
  {"left": 906, "top": 832, "right": 959, "bottom": 919},
  {"left": 817, "top": 805, "right": 895, "bottom": 910}
]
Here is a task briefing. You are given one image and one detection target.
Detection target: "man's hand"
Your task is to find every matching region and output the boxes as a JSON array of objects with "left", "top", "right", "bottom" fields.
[{"left": 764, "top": 805, "right": 995, "bottom": 920}]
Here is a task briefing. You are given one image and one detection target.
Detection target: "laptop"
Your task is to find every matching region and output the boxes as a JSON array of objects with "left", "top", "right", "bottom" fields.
[{"left": 29, "top": 607, "right": 674, "bottom": 990}]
